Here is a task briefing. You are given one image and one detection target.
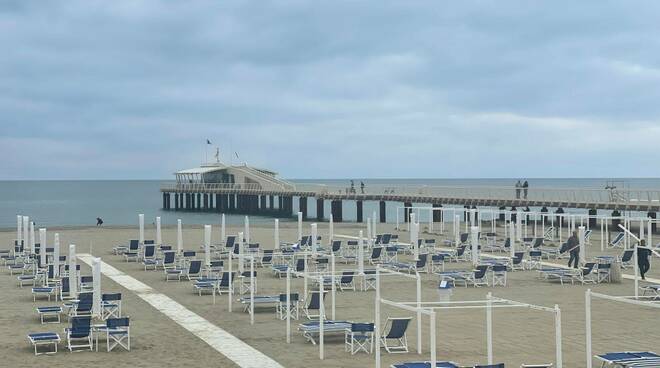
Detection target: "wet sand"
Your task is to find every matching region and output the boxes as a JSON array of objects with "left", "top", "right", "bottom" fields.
[{"left": 1, "top": 222, "right": 659, "bottom": 368}]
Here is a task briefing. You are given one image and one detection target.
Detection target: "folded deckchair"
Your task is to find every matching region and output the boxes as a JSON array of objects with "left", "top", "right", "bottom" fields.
[{"left": 381, "top": 317, "right": 412, "bottom": 353}]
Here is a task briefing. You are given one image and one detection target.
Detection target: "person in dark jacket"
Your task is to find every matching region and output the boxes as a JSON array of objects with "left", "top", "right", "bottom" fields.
[
  {"left": 515, "top": 180, "right": 522, "bottom": 199},
  {"left": 523, "top": 180, "right": 529, "bottom": 199},
  {"left": 638, "top": 239, "right": 652, "bottom": 280},
  {"left": 566, "top": 231, "right": 580, "bottom": 269}
]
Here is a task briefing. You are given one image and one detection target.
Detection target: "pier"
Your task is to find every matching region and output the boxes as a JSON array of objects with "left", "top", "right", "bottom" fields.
[{"left": 160, "top": 181, "right": 660, "bottom": 222}]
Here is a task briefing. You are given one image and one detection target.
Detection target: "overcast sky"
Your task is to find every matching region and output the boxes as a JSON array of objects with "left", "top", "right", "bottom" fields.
[{"left": 1, "top": 1, "right": 660, "bottom": 180}]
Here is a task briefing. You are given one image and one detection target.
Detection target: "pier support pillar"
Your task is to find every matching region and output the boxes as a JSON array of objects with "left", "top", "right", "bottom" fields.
[
  {"left": 472, "top": 206, "right": 478, "bottom": 223},
  {"left": 511, "top": 207, "right": 517, "bottom": 223},
  {"left": 167, "top": 193, "right": 171, "bottom": 210},
  {"left": 229, "top": 195, "right": 236, "bottom": 212},
  {"left": 356, "top": 200, "right": 363, "bottom": 223},
  {"left": 278, "top": 196, "right": 283, "bottom": 215},
  {"left": 214, "top": 194, "right": 220, "bottom": 212},
  {"left": 404, "top": 202, "right": 412, "bottom": 223},
  {"left": 432, "top": 204, "right": 442, "bottom": 222},
  {"left": 174, "top": 193, "right": 179, "bottom": 210},
  {"left": 332, "top": 200, "right": 343, "bottom": 222},
  {"left": 316, "top": 199, "right": 324, "bottom": 220},
  {"left": 185, "top": 193, "right": 190, "bottom": 209},
  {"left": 260, "top": 195, "right": 267, "bottom": 212},
  {"left": 162, "top": 193, "right": 167, "bottom": 210},
  {"left": 588, "top": 209, "right": 597, "bottom": 228},
  {"left": 299, "top": 197, "right": 308, "bottom": 220},
  {"left": 611, "top": 210, "right": 621, "bottom": 232},
  {"left": 203, "top": 194, "right": 208, "bottom": 209},
  {"left": 649, "top": 212, "right": 657, "bottom": 233},
  {"left": 196, "top": 193, "right": 201, "bottom": 210},
  {"left": 379, "top": 201, "right": 386, "bottom": 223},
  {"left": 498, "top": 206, "right": 506, "bottom": 221},
  {"left": 191, "top": 193, "right": 196, "bottom": 210},
  {"left": 269, "top": 196, "right": 275, "bottom": 212},
  {"left": 555, "top": 208, "right": 564, "bottom": 227}
]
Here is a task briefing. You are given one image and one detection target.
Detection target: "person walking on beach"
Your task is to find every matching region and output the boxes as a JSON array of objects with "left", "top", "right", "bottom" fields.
[
  {"left": 360, "top": 181, "right": 365, "bottom": 194},
  {"left": 523, "top": 180, "right": 529, "bottom": 199},
  {"left": 638, "top": 239, "right": 652, "bottom": 280},
  {"left": 96, "top": 217, "right": 103, "bottom": 226},
  {"left": 515, "top": 180, "right": 522, "bottom": 199},
  {"left": 566, "top": 231, "right": 580, "bottom": 268}
]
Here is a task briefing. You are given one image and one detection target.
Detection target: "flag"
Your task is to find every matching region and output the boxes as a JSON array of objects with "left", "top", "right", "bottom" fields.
[{"left": 206, "top": 139, "right": 212, "bottom": 145}]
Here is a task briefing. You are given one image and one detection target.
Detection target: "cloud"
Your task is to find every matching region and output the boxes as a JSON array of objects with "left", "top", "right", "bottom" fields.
[{"left": 1, "top": 0, "right": 660, "bottom": 179}]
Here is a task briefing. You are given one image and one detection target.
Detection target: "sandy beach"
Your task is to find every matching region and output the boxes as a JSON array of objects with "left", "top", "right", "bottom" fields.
[{"left": 2, "top": 222, "right": 659, "bottom": 368}]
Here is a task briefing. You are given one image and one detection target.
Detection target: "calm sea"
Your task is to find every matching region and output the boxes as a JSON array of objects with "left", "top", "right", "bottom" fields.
[{"left": 1, "top": 178, "right": 659, "bottom": 229}]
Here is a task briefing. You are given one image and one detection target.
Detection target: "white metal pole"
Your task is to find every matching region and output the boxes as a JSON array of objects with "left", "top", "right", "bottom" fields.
[
  {"left": 177, "top": 219, "right": 183, "bottom": 254},
  {"left": 600, "top": 217, "right": 604, "bottom": 252},
  {"left": 416, "top": 273, "right": 422, "bottom": 355},
  {"left": 373, "top": 211, "right": 377, "bottom": 237},
  {"left": 297, "top": 212, "right": 303, "bottom": 242},
  {"left": 69, "top": 244, "right": 77, "bottom": 296},
  {"left": 648, "top": 218, "right": 653, "bottom": 249},
  {"left": 455, "top": 215, "right": 460, "bottom": 246},
  {"left": 358, "top": 231, "right": 365, "bottom": 275},
  {"left": 429, "top": 207, "right": 433, "bottom": 232},
  {"left": 319, "top": 277, "right": 325, "bottom": 360},
  {"left": 238, "top": 232, "right": 244, "bottom": 273},
  {"left": 156, "top": 216, "right": 162, "bottom": 245},
  {"left": 578, "top": 226, "right": 586, "bottom": 264},
  {"left": 331, "top": 253, "right": 336, "bottom": 320},
  {"left": 585, "top": 289, "right": 591, "bottom": 368},
  {"left": 53, "top": 233, "right": 60, "bottom": 277},
  {"left": 430, "top": 311, "right": 437, "bottom": 368},
  {"left": 245, "top": 216, "right": 250, "bottom": 245},
  {"left": 92, "top": 257, "right": 101, "bottom": 317},
  {"left": 367, "top": 218, "right": 372, "bottom": 244},
  {"left": 250, "top": 257, "right": 255, "bottom": 325},
  {"left": 375, "top": 268, "right": 381, "bottom": 368},
  {"left": 396, "top": 208, "right": 400, "bottom": 231},
  {"left": 487, "top": 292, "right": 493, "bottom": 364},
  {"left": 204, "top": 225, "right": 212, "bottom": 268},
  {"left": 516, "top": 210, "right": 522, "bottom": 241},
  {"left": 221, "top": 214, "right": 226, "bottom": 244},
  {"left": 274, "top": 219, "right": 280, "bottom": 250},
  {"left": 555, "top": 304, "right": 563, "bottom": 368},
  {"left": 39, "top": 228, "right": 47, "bottom": 268},
  {"left": 286, "top": 268, "right": 291, "bottom": 343},
  {"left": 139, "top": 214, "right": 145, "bottom": 244},
  {"left": 329, "top": 214, "right": 334, "bottom": 242},
  {"left": 311, "top": 223, "right": 318, "bottom": 256}
]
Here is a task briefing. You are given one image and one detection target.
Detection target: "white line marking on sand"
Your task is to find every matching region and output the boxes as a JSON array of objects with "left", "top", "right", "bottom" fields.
[{"left": 78, "top": 254, "right": 284, "bottom": 368}]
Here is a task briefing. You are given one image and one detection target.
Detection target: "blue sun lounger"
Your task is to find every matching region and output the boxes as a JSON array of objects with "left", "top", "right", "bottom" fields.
[
  {"left": 27, "top": 332, "right": 60, "bottom": 355},
  {"left": 32, "top": 286, "right": 56, "bottom": 301},
  {"left": 239, "top": 295, "right": 280, "bottom": 314},
  {"left": 596, "top": 351, "right": 660, "bottom": 367},
  {"left": 390, "top": 362, "right": 460, "bottom": 368},
  {"left": 298, "top": 320, "right": 351, "bottom": 345},
  {"left": 36, "top": 306, "right": 62, "bottom": 324},
  {"left": 641, "top": 284, "right": 660, "bottom": 299}
]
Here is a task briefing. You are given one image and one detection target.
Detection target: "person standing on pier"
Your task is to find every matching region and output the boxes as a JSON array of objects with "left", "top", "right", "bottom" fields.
[
  {"left": 566, "top": 231, "right": 580, "bottom": 268},
  {"left": 515, "top": 180, "right": 522, "bottom": 199},
  {"left": 638, "top": 239, "right": 652, "bottom": 280},
  {"left": 360, "top": 181, "right": 365, "bottom": 194},
  {"left": 350, "top": 180, "right": 355, "bottom": 194},
  {"left": 523, "top": 180, "right": 529, "bottom": 199}
]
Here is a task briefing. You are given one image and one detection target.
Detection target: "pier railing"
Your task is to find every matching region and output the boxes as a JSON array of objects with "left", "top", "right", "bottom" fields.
[{"left": 161, "top": 182, "right": 660, "bottom": 205}]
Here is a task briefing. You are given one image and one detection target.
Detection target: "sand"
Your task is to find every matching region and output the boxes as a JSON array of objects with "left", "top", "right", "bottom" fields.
[{"left": 1, "top": 221, "right": 659, "bottom": 368}]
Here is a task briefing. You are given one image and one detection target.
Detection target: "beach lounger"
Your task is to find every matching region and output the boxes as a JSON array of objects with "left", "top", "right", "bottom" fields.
[
  {"left": 80, "top": 275, "right": 94, "bottom": 292},
  {"left": 337, "top": 270, "right": 356, "bottom": 291},
  {"left": 574, "top": 262, "right": 597, "bottom": 285},
  {"left": 298, "top": 320, "right": 351, "bottom": 344},
  {"left": 619, "top": 250, "right": 634, "bottom": 269},
  {"left": 640, "top": 284, "right": 660, "bottom": 299},
  {"left": 160, "top": 251, "right": 177, "bottom": 271},
  {"left": 386, "top": 254, "right": 428, "bottom": 274},
  {"left": 430, "top": 254, "right": 445, "bottom": 273},
  {"left": 596, "top": 263, "right": 612, "bottom": 283},
  {"left": 67, "top": 292, "right": 94, "bottom": 317},
  {"left": 141, "top": 245, "right": 157, "bottom": 270},
  {"left": 28, "top": 332, "right": 60, "bottom": 355},
  {"left": 32, "top": 286, "right": 56, "bottom": 301},
  {"left": 123, "top": 241, "right": 140, "bottom": 262},
  {"left": 511, "top": 252, "right": 525, "bottom": 271},
  {"left": 390, "top": 362, "right": 460, "bottom": 368},
  {"left": 65, "top": 316, "right": 93, "bottom": 352},
  {"left": 258, "top": 250, "right": 274, "bottom": 267},
  {"left": 468, "top": 265, "right": 490, "bottom": 287},
  {"left": 475, "top": 364, "right": 505, "bottom": 368},
  {"left": 330, "top": 240, "right": 342, "bottom": 254},
  {"left": 272, "top": 258, "right": 305, "bottom": 278},
  {"left": 369, "top": 247, "right": 384, "bottom": 265},
  {"left": 595, "top": 351, "right": 660, "bottom": 367},
  {"left": 381, "top": 317, "right": 412, "bottom": 353},
  {"left": 345, "top": 322, "right": 374, "bottom": 354},
  {"left": 362, "top": 269, "right": 377, "bottom": 291},
  {"left": 527, "top": 250, "right": 543, "bottom": 270},
  {"left": 17, "top": 273, "right": 39, "bottom": 287},
  {"left": 101, "top": 293, "right": 122, "bottom": 320},
  {"left": 491, "top": 264, "right": 508, "bottom": 287},
  {"left": 520, "top": 365, "right": 553, "bottom": 368},
  {"left": 37, "top": 306, "right": 62, "bottom": 324},
  {"left": 113, "top": 240, "right": 138, "bottom": 255},
  {"left": 240, "top": 295, "right": 279, "bottom": 313}
]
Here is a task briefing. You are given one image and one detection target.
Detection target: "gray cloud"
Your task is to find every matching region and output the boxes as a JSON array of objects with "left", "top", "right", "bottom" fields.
[{"left": 1, "top": 0, "right": 660, "bottom": 179}]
